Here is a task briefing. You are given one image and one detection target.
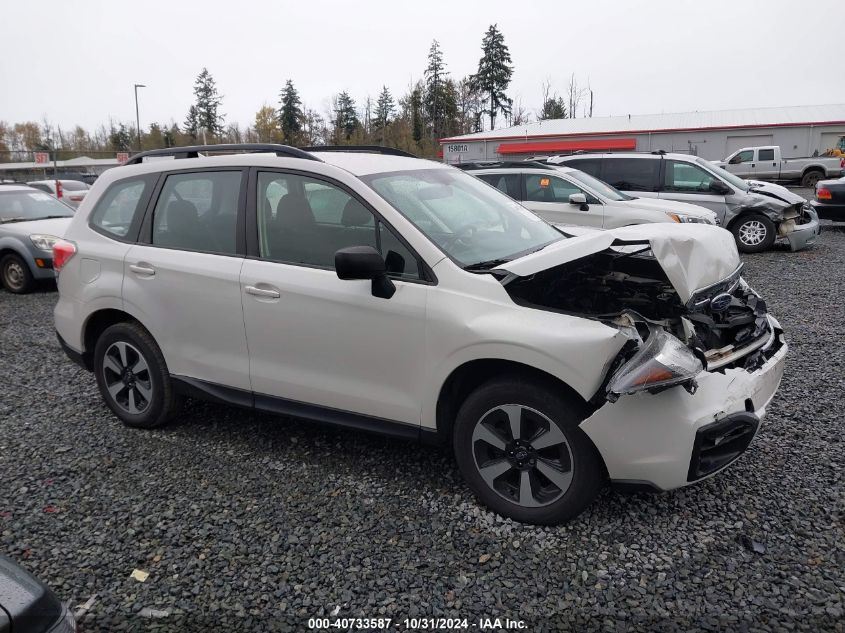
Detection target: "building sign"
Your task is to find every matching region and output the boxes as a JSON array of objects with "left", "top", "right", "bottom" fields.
[
  {"left": 116, "top": 152, "right": 130, "bottom": 164},
  {"left": 34, "top": 152, "right": 49, "bottom": 164},
  {"left": 446, "top": 144, "right": 469, "bottom": 153}
]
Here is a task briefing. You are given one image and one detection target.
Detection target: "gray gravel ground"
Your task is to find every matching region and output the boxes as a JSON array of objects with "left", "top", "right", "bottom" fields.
[{"left": 1, "top": 231, "right": 843, "bottom": 632}]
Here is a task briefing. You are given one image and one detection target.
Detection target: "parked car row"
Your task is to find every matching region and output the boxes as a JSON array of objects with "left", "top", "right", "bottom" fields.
[{"left": 37, "top": 143, "right": 789, "bottom": 525}]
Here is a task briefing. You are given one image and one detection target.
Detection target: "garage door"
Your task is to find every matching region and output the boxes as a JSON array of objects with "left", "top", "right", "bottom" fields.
[
  {"left": 725, "top": 134, "right": 774, "bottom": 155},
  {"left": 820, "top": 131, "right": 845, "bottom": 155}
]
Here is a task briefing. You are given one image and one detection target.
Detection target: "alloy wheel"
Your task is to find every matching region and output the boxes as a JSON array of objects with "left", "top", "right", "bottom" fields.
[
  {"left": 471, "top": 404, "right": 574, "bottom": 508},
  {"left": 102, "top": 341, "right": 153, "bottom": 415},
  {"left": 738, "top": 220, "right": 767, "bottom": 246}
]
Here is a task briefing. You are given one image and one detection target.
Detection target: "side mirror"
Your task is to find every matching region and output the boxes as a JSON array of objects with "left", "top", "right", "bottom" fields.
[
  {"left": 335, "top": 246, "right": 396, "bottom": 299},
  {"left": 569, "top": 193, "right": 589, "bottom": 210},
  {"left": 708, "top": 180, "right": 731, "bottom": 195}
]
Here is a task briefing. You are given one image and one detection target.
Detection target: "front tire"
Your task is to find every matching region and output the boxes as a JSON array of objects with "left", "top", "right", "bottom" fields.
[
  {"left": 453, "top": 376, "right": 605, "bottom": 525},
  {"left": 1, "top": 254, "right": 34, "bottom": 294},
  {"left": 731, "top": 213, "right": 776, "bottom": 253},
  {"left": 93, "top": 322, "right": 180, "bottom": 428}
]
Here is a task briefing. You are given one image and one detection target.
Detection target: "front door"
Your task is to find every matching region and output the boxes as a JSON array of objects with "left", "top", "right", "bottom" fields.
[
  {"left": 658, "top": 159, "right": 730, "bottom": 223},
  {"left": 725, "top": 149, "right": 755, "bottom": 178},
  {"left": 521, "top": 173, "right": 604, "bottom": 228},
  {"left": 122, "top": 169, "right": 251, "bottom": 390},
  {"left": 240, "top": 170, "right": 429, "bottom": 427}
]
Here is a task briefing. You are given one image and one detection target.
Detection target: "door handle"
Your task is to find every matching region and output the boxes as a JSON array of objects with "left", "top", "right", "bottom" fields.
[
  {"left": 129, "top": 263, "right": 155, "bottom": 276},
  {"left": 245, "top": 285, "right": 281, "bottom": 299}
]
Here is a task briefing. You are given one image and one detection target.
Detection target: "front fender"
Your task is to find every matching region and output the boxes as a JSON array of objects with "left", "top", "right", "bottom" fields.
[{"left": 0, "top": 236, "right": 37, "bottom": 273}]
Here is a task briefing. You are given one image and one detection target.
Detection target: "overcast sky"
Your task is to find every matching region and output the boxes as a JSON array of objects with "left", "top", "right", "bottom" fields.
[{"left": 2, "top": 0, "right": 844, "bottom": 133}]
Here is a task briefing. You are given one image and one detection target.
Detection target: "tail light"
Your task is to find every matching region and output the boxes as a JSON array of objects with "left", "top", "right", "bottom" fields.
[
  {"left": 52, "top": 240, "right": 77, "bottom": 273},
  {"left": 55, "top": 180, "right": 63, "bottom": 199},
  {"left": 817, "top": 187, "right": 832, "bottom": 201}
]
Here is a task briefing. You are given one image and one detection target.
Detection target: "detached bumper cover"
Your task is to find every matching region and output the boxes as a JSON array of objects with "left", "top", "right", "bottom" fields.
[
  {"left": 782, "top": 207, "right": 820, "bottom": 251},
  {"left": 581, "top": 320, "right": 787, "bottom": 491}
]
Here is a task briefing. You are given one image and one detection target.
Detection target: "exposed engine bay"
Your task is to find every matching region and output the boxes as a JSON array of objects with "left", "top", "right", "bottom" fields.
[{"left": 502, "top": 244, "right": 782, "bottom": 399}]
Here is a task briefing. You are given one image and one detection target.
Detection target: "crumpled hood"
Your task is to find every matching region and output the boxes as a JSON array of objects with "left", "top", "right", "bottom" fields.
[
  {"left": 0, "top": 217, "right": 72, "bottom": 237},
  {"left": 495, "top": 223, "right": 740, "bottom": 303},
  {"left": 619, "top": 196, "right": 717, "bottom": 221},
  {"left": 746, "top": 180, "right": 806, "bottom": 206}
]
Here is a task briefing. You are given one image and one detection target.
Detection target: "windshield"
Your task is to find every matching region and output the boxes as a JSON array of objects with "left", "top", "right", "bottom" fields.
[
  {"left": 0, "top": 190, "right": 74, "bottom": 222},
  {"left": 696, "top": 157, "right": 748, "bottom": 192},
  {"left": 60, "top": 180, "right": 89, "bottom": 191},
  {"left": 362, "top": 168, "right": 563, "bottom": 267},
  {"left": 564, "top": 169, "right": 634, "bottom": 201}
]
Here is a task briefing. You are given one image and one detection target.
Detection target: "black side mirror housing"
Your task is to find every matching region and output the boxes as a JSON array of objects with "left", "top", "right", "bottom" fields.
[
  {"left": 335, "top": 246, "right": 396, "bottom": 299},
  {"left": 709, "top": 180, "right": 731, "bottom": 195}
]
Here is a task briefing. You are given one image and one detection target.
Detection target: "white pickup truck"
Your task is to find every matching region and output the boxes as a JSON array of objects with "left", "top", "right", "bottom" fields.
[{"left": 714, "top": 145, "right": 843, "bottom": 188}]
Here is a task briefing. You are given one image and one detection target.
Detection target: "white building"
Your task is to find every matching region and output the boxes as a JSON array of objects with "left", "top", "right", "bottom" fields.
[{"left": 440, "top": 104, "right": 845, "bottom": 164}]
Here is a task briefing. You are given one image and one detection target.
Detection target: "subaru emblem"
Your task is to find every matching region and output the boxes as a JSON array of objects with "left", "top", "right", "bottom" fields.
[{"left": 709, "top": 292, "right": 733, "bottom": 312}]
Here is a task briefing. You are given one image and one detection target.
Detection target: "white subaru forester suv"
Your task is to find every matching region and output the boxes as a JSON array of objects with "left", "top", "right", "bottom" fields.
[{"left": 53, "top": 144, "right": 787, "bottom": 525}]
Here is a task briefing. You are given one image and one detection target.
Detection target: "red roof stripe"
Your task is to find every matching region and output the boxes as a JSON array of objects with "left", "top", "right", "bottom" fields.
[{"left": 497, "top": 138, "right": 637, "bottom": 154}]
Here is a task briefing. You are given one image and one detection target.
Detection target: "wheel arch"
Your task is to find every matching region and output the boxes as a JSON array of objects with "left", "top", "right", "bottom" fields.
[
  {"left": 434, "top": 358, "right": 592, "bottom": 445},
  {"left": 80, "top": 308, "right": 145, "bottom": 369},
  {"left": 0, "top": 242, "right": 38, "bottom": 274}
]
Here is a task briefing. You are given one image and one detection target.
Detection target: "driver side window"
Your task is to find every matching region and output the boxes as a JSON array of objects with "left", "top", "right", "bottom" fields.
[
  {"left": 662, "top": 160, "right": 719, "bottom": 194},
  {"left": 730, "top": 150, "right": 754, "bottom": 165},
  {"left": 525, "top": 174, "right": 584, "bottom": 203}
]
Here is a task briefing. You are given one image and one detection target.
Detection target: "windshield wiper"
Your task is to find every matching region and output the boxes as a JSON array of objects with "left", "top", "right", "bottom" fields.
[
  {"left": 0, "top": 217, "right": 28, "bottom": 224},
  {"left": 463, "top": 258, "right": 512, "bottom": 272}
]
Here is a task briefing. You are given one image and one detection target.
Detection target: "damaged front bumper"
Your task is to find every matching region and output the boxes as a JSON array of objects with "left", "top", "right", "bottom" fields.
[
  {"left": 779, "top": 206, "right": 820, "bottom": 252},
  {"left": 580, "top": 315, "right": 787, "bottom": 491}
]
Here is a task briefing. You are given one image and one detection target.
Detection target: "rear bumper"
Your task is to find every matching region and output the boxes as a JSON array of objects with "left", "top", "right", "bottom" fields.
[
  {"left": 782, "top": 208, "right": 820, "bottom": 251},
  {"left": 810, "top": 199, "right": 845, "bottom": 221},
  {"left": 581, "top": 318, "right": 787, "bottom": 491},
  {"left": 56, "top": 330, "right": 90, "bottom": 370}
]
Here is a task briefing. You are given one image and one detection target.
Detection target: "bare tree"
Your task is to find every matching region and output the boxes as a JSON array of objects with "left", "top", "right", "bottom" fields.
[
  {"left": 510, "top": 97, "right": 531, "bottom": 126},
  {"left": 566, "top": 73, "right": 587, "bottom": 120}
]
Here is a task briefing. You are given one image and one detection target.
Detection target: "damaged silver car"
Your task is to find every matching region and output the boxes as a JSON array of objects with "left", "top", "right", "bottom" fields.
[{"left": 551, "top": 152, "right": 819, "bottom": 253}]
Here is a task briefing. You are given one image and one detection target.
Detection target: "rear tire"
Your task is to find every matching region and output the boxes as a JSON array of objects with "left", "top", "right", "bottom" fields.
[
  {"left": 1, "top": 254, "right": 34, "bottom": 294},
  {"left": 801, "top": 170, "right": 823, "bottom": 188},
  {"left": 731, "top": 213, "right": 776, "bottom": 253},
  {"left": 453, "top": 376, "right": 605, "bottom": 525},
  {"left": 93, "top": 322, "right": 180, "bottom": 428}
]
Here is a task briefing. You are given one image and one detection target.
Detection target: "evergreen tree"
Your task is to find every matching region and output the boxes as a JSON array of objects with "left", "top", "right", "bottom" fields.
[
  {"left": 424, "top": 40, "right": 447, "bottom": 138},
  {"left": 539, "top": 97, "right": 567, "bottom": 120},
  {"left": 108, "top": 123, "right": 132, "bottom": 151},
  {"left": 472, "top": 24, "right": 514, "bottom": 130},
  {"left": 278, "top": 79, "right": 303, "bottom": 144},
  {"left": 410, "top": 87, "right": 423, "bottom": 143},
  {"left": 372, "top": 86, "right": 395, "bottom": 145},
  {"left": 183, "top": 105, "right": 199, "bottom": 140},
  {"left": 192, "top": 68, "right": 225, "bottom": 138},
  {"left": 333, "top": 91, "right": 359, "bottom": 142}
]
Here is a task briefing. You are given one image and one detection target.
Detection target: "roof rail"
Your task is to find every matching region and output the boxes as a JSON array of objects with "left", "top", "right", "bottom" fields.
[
  {"left": 455, "top": 160, "right": 554, "bottom": 171},
  {"left": 124, "top": 143, "right": 321, "bottom": 166},
  {"left": 300, "top": 145, "right": 417, "bottom": 158}
]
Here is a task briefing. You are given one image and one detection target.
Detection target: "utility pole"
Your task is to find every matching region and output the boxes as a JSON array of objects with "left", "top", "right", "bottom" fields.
[{"left": 134, "top": 84, "right": 146, "bottom": 151}]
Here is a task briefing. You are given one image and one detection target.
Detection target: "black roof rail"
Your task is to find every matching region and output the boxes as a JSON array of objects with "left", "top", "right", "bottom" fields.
[
  {"left": 300, "top": 145, "right": 417, "bottom": 158},
  {"left": 124, "top": 143, "right": 321, "bottom": 166},
  {"left": 651, "top": 149, "right": 667, "bottom": 155},
  {"left": 455, "top": 160, "right": 554, "bottom": 171}
]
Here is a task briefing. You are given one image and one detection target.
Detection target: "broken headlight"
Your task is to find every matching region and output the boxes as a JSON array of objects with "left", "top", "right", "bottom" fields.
[{"left": 607, "top": 328, "right": 703, "bottom": 399}]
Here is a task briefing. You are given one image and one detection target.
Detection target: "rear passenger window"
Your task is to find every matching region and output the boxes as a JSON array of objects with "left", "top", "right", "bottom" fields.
[
  {"left": 151, "top": 171, "right": 241, "bottom": 255},
  {"left": 758, "top": 148, "right": 775, "bottom": 162},
  {"left": 600, "top": 158, "right": 660, "bottom": 192},
  {"left": 477, "top": 173, "right": 521, "bottom": 200},
  {"left": 90, "top": 178, "right": 151, "bottom": 239}
]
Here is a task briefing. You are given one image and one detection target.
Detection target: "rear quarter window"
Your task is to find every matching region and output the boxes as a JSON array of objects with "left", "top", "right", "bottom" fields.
[{"left": 89, "top": 176, "right": 156, "bottom": 241}]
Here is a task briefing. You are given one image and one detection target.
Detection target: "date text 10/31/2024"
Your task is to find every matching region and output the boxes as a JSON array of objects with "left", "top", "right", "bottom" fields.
[{"left": 307, "top": 617, "right": 528, "bottom": 630}]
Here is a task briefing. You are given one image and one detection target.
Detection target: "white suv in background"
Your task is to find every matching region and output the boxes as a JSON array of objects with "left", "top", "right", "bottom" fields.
[
  {"left": 53, "top": 144, "right": 787, "bottom": 524},
  {"left": 457, "top": 161, "right": 717, "bottom": 228}
]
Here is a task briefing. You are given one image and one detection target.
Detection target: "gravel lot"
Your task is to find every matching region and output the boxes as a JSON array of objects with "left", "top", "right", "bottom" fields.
[{"left": 1, "top": 230, "right": 843, "bottom": 632}]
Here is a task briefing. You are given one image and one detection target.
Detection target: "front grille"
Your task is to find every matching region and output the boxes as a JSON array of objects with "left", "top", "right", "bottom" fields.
[{"left": 687, "top": 412, "right": 759, "bottom": 481}]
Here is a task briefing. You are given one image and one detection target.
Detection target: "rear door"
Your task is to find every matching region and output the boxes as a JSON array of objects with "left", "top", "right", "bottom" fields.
[
  {"left": 755, "top": 148, "right": 779, "bottom": 179},
  {"left": 522, "top": 172, "right": 604, "bottom": 227},
  {"left": 657, "top": 159, "right": 730, "bottom": 222},
  {"left": 122, "top": 168, "right": 251, "bottom": 391}
]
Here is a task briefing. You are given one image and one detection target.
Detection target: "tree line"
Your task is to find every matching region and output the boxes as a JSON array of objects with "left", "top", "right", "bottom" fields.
[{"left": 0, "top": 25, "right": 593, "bottom": 162}]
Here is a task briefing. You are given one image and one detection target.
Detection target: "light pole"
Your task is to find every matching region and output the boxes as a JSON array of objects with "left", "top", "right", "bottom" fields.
[{"left": 134, "top": 83, "right": 146, "bottom": 151}]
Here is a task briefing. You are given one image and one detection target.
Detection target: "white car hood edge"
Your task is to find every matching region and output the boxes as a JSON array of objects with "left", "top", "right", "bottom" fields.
[{"left": 494, "top": 223, "right": 740, "bottom": 304}]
